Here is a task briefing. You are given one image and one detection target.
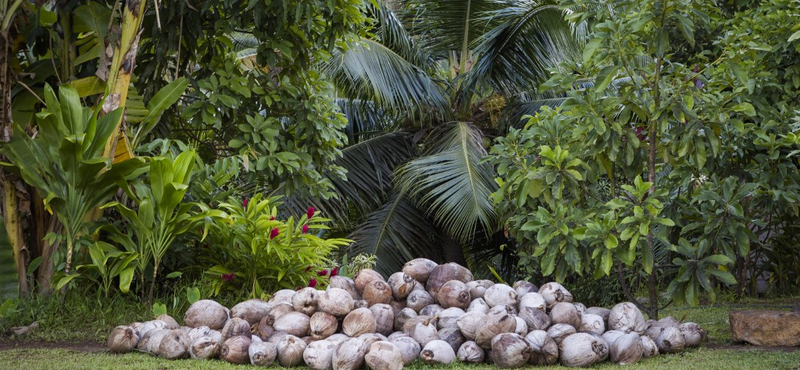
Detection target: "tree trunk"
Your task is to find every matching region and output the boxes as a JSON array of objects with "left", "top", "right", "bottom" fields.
[
  {"left": 646, "top": 120, "right": 659, "bottom": 319},
  {"left": 441, "top": 234, "right": 468, "bottom": 267}
]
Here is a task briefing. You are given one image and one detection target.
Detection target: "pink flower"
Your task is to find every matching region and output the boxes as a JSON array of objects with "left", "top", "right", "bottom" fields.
[
  {"left": 221, "top": 271, "right": 236, "bottom": 282},
  {"left": 317, "top": 269, "right": 329, "bottom": 276},
  {"left": 306, "top": 206, "right": 315, "bottom": 219},
  {"left": 308, "top": 278, "right": 318, "bottom": 288},
  {"left": 243, "top": 198, "right": 248, "bottom": 210},
  {"left": 305, "top": 265, "right": 312, "bottom": 272},
  {"left": 269, "top": 216, "right": 275, "bottom": 221},
  {"left": 270, "top": 227, "right": 279, "bottom": 239},
  {"left": 302, "top": 225, "right": 309, "bottom": 234},
  {"left": 329, "top": 267, "right": 338, "bottom": 277}
]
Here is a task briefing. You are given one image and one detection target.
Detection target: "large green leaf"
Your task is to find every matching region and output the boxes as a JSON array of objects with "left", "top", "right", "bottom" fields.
[{"left": 132, "top": 78, "right": 190, "bottom": 147}]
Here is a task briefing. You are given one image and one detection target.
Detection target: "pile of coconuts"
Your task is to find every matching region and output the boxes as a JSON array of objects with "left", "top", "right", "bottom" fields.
[{"left": 108, "top": 260, "right": 705, "bottom": 368}]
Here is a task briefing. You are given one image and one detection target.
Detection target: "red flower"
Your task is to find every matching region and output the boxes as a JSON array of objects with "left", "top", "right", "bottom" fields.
[
  {"left": 270, "top": 227, "right": 279, "bottom": 239},
  {"left": 243, "top": 198, "right": 248, "bottom": 210},
  {"left": 317, "top": 269, "right": 329, "bottom": 276},
  {"left": 307, "top": 278, "right": 318, "bottom": 288},
  {"left": 302, "top": 225, "right": 309, "bottom": 234},
  {"left": 269, "top": 216, "right": 275, "bottom": 221},
  {"left": 221, "top": 271, "right": 236, "bottom": 282},
  {"left": 305, "top": 265, "right": 312, "bottom": 272},
  {"left": 329, "top": 267, "right": 338, "bottom": 277},
  {"left": 306, "top": 206, "right": 315, "bottom": 219}
]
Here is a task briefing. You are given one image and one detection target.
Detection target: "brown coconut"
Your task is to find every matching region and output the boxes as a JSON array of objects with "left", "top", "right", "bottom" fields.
[
  {"left": 156, "top": 314, "right": 181, "bottom": 330},
  {"left": 420, "top": 304, "right": 443, "bottom": 317},
  {"left": 538, "top": 282, "right": 573, "bottom": 308},
  {"left": 425, "top": 262, "right": 474, "bottom": 298},
  {"left": 332, "top": 337, "right": 366, "bottom": 370},
  {"left": 390, "top": 336, "right": 420, "bottom": 365},
  {"left": 343, "top": 308, "right": 377, "bottom": 337},
  {"left": 484, "top": 284, "right": 517, "bottom": 308},
  {"left": 585, "top": 307, "right": 611, "bottom": 324},
  {"left": 466, "top": 280, "right": 494, "bottom": 300},
  {"left": 273, "top": 311, "right": 311, "bottom": 337},
  {"left": 310, "top": 311, "right": 339, "bottom": 340},
  {"left": 467, "top": 297, "right": 490, "bottom": 314},
  {"left": 559, "top": 333, "right": 609, "bottom": 367},
  {"left": 369, "top": 304, "right": 395, "bottom": 336},
  {"left": 184, "top": 300, "right": 230, "bottom": 330},
  {"left": 490, "top": 333, "right": 532, "bottom": 368},
  {"left": 457, "top": 341, "right": 485, "bottom": 363},
  {"left": 518, "top": 306, "right": 551, "bottom": 331},
  {"left": 656, "top": 326, "right": 685, "bottom": 353},
  {"left": 513, "top": 281, "right": 538, "bottom": 297},
  {"left": 640, "top": 335, "right": 659, "bottom": 357},
  {"left": 266, "top": 302, "right": 295, "bottom": 324},
  {"left": 190, "top": 335, "right": 220, "bottom": 359},
  {"left": 318, "top": 288, "right": 355, "bottom": 317},
  {"left": 437, "top": 307, "right": 465, "bottom": 329},
  {"left": 354, "top": 269, "right": 385, "bottom": 295},
  {"left": 277, "top": 334, "right": 307, "bottom": 367},
  {"left": 231, "top": 299, "right": 272, "bottom": 325},
  {"left": 525, "top": 330, "right": 559, "bottom": 366},
  {"left": 475, "top": 307, "right": 516, "bottom": 349},
  {"left": 144, "top": 329, "right": 170, "bottom": 354},
  {"left": 363, "top": 280, "right": 393, "bottom": 306},
  {"left": 546, "top": 323, "right": 576, "bottom": 345},
  {"left": 579, "top": 313, "right": 606, "bottom": 335},
  {"left": 405, "top": 289, "right": 434, "bottom": 313},
  {"left": 304, "top": 340, "right": 337, "bottom": 370},
  {"left": 608, "top": 302, "right": 646, "bottom": 334},
  {"left": 220, "top": 335, "right": 252, "bottom": 364},
  {"left": 610, "top": 332, "right": 643, "bottom": 365},
  {"left": 601, "top": 330, "right": 626, "bottom": 347},
  {"left": 157, "top": 329, "right": 190, "bottom": 359},
  {"left": 437, "top": 326, "right": 466, "bottom": 352},
  {"left": 550, "top": 302, "right": 582, "bottom": 328},
  {"left": 436, "top": 280, "right": 471, "bottom": 309},
  {"left": 394, "top": 307, "right": 417, "bottom": 332},
  {"left": 249, "top": 340, "right": 277, "bottom": 366},
  {"left": 402, "top": 258, "right": 438, "bottom": 284},
  {"left": 329, "top": 276, "right": 361, "bottom": 300},
  {"left": 387, "top": 272, "right": 416, "bottom": 300},
  {"left": 679, "top": 322, "right": 704, "bottom": 347},
  {"left": 456, "top": 311, "right": 486, "bottom": 340},
  {"left": 108, "top": 325, "right": 139, "bottom": 353},
  {"left": 293, "top": 287, "right": 320, "bottom": 316},
  {"left": 364, "top": 341, "right": 403, "bottom": 370},
  {"left": 221, "top": 317, "right": 252, "bottom": 340},
  {"left": 255, "top": 319, "right": 275, "bottom": 340}
]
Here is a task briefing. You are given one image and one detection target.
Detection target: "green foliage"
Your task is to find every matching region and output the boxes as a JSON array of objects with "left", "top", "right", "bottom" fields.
[{"left": 56, "top": 241, "right": 138, "bottom": 298}]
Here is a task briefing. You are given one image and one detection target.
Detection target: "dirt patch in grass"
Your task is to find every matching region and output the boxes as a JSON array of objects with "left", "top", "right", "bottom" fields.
[{"left": 0, "top": 339, "right": 106, "bottom": 353}]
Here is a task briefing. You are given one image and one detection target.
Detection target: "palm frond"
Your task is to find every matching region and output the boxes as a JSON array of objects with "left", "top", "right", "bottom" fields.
[
  {"left": 396, "top": 122, "right": 498, "bottom": 244},
  {"left": 369, "top": 2, "right": 433, "bottom": 71},
  {"left": 335, "top": 99, "right": 400, "bottom": 144}
]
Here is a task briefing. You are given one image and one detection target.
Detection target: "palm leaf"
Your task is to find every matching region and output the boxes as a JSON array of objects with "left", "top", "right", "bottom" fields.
[
  {"left": 336, "top": 99, "right": 400, "bottom": 144},
  {"left": 368, "top": 2, "right": 433, "bottom": 72}
]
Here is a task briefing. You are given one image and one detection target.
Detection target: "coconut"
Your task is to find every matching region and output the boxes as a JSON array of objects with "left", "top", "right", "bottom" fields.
[
  {"left": 435, "top": 280, "right": 471, "bottom": 309},
  {"left": 156, "top": 314, "right": 181, "bottom": 330},
  {"left": 270, "top": 289, "right": 297, "bottom": 304},
  {"left": 456, "top": 311, "right": 486, "bottom": 340},
  {"left": 419, "top": 304, "right": 443, "bottom": 317},
  {"left": 402, "top": 258, "right": 438, "bottom": 284},
  {"left": 640, "top": 335, "right": 659, "bottom": 357},
  {"left": 293, "top": 287, "right": 320, "bottom": 316},
  {"left": 426, "top": 262, "right": 474, "bottom": 298},
  {"left": 406, "top": 290, "right": 434, "bottom": 313},
  {"left": 387, "top": 331, "right": 408, "bottom": 340},
  {"left": 144, "top": 329, "right": 170, "bottom": 354},
  {"left": 354, "top": 299, "right": 369, "bottom": 309},
  {"left": 559, "top": 333, "right": 609, "bottom": 367},
  {"left": 267, "top": 302, "right": 295, "bottom": 324},
  {"left": 609, "top": 302, "right": 646, "bottom": 333},
  {"left": 463, "top": 280, "right": 491, "bottom": 300},
  {"left": 475, "top": 307, "right": 517, "bottom": 349},
  {"left": 255, "top": 320, "right": 275, "bottom": 340},
  {"left": 277, "top": 334, "right": 307, "bottom": 367},
  {"left": 513, "top": 281, "right": 538, "bottom": 296},
  {"left": 355, "top": 269, "right": 385, "bottom": 295},
  {"left": 656, "top": 316, "right": 680, "bottom": 328},
  {"left": 394, "top": 307, "right": 417, "bottom": 331},
  {"left": 484, "top": 284, "right": 517, "bottom": 308},
  {"left": 310, "top": 312, "right": 339, "bottom": 340},
  {"left": 525, "top": 330, "right": 559, "bottom": 365},
  {"left": 538, "top": 282, "right": 573, "bottom": 308},
  {"left": 130, "top": 322, "right": 144, "bottom": 335},
  {"left": 364, "top": 341, "right": 403, "bottom": 370},
  {"left": 304, "top": 340, "right": 337, "bottom": 370},
  {"left": 390, "top": 336, "right": 420, "bottom": 365},
  {"left": 363, "top": 280, "right": 393, "bottom": 306},
  {"left": 220, "top": 335, "right": 252, "bottom": 364},
  {"left": 574, "top": 302, "right": 586, "bottom": 315},
  {"left": 601, "top": 330, "right": 626, "bottom": 347},
  {"left": 437, "top": 327, "right": 466, "bottom": 352},
  {"left": 158, "top": 329, "right": 191, "bottom": 359},
  {"left": 190, "top": 335, "right": 220, "bottom": 359},
  {"left": 518, "top": 293, "right": 546, "bottom": 312},
  {"left": 550, "top": 302, "right": 582, "bottom": 328},
  {"left": 343, "top": 308, "right": 377, "bottom": 336},
  {"left": 140, "top": 320, "right": 168, "bottom": 337},
  {"left": 518, "top": 307, "right": 551, "bottom": 331},
  {"left": 585, "top": 307, "right": 611, "bottom": 324},
  {"left": 679, "top": 322, "right": 703, "bottom": 347},
  {"left": 405, "top": 316, "right": 438, "bottom": 346},
  {"left": 369, "top": 304, "right": 395, "bottom": 336},
  {"left": 644, "top": 325, "right": 664, "bottom": 341},
  {"left": 360, "top": 333, "right": 389, "bottom": 350},
  {"left": 546, "top": 323, "right": 576, "bottom": 345},
  {"left": 327, "top": 333, "right": 349, "bottom": 346},
  {"left": 387, "top": 272, "right": 417, "bottom": 300},
  {"left": 490, "top": 333, "right": 532, "bottom": 368},
  {"left": 249, "top": 340, "right": 277, "bottom": 366},
  {"left": 318, "top": 288, "right": 355, "bottom": 317},
  {"left": 187, "top": 326, "right": 213, "bottom": 343},
  {"left": 457, "top": 341, "right": 484, "bottom": 363},
  {"left": 274, "top": 311, "right": 311, "bottom": 337},
  {"left": 329, "top": 276, "right": 361, "bottom": 300},
  {"left": 437, "top": 307, "right": 465, "bottom": 329},
  {"left": 420, "top": 339, "right": 456, "bottom": 365},
  {"left": 332, "top": 337, "right": 366, "bottom": 370},
  {"left": 656, "top": 326, "right": 685, "bottom": 353},
  {"left": 579, "top": 314, "right": 605, "bottom": 335},
  {"left": 514, "top": 316, "right": 528, "bottom": 336},
  {"left": 231, "top": 299, "right": 272, "bottom": 325},
  {"left": 108, "top": 325, "right": 139, "bottom": 353},
  {"left": 610, "top": 332, "right": 643, "bottom": 365},
  {"left": 466, "top": 297, "right": 490, "bottom": 314},
  {"left": 221, "top": 317, "right": 252, "bottom": 340}
]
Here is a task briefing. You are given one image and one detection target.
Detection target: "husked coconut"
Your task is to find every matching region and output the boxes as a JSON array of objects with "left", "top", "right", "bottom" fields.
[
  {"left": 579, "top": 314, "right": 605, "bottom": 335},
  {"left": 420, "top": 339, "right": 456, "bottom": 365},
  {"left": 387, "top": 331, "right": 408, "bottom": 340},
  {"left": 679, "top": 322, "right": 704, "bottom": 347},
  {"left": 513, "top": 281, "right": 538, "bottom": 296},
  {"left": 140, "top": 319, "right": 168, "bottom": 337},
  {"left": 518, "top": 307, "right": 550, "bottom": 331},
  {"left": 538, "top": 282, "right": 573, "bottom": 308},
  {"left": 402, "top": 258, "right": 438, "bottom": 284},
  {"left": 231, "top": 299, "right": 272, "bottom": 325},
  {"left": 221, "top": 317, "right": 251, "bottom": 340},
  {"left": 190, "top": 335, "right": 220, "bottom": 359},
  {"left": 304, "top": 340, "right": 337, "bottom": 370},
  {"left": 332, "top": 337, "right": 366, "bottom": 370},
  {"left": 644, "top": 325, "right": 664, "bottom": 341},
  {"left": 514, "top": 316, "right": 528, "bottom": 336},
  {"left": 436, "top": 280, "right": 471, "bottom": 309},
  {"left": 343, "top": 308, "right": 377, "bottom": 336},
  {"left": 363, "top": 280, "right": 393, "bottom": 306},
  {"left": 656, "top": 316, "right": 680, "bottom": 328},
  {"left": 293, "top": 287, "right": 320, "bottom": 316},
  {"left": 277, "top": 334, "right": 307, "bottom": 367},
  {"left": 389, "top": 300, "right": 406, "bottom": 315},
  {"left": 130, "top": 322, "right": 144, "bottom": 335},
  {"left": 249, "top": 340, "right": 277, "bottom": 366},
  {"left": 573, "top": 302, "right": 586, "bottom": 315},
  {"left": 601, "top": 330, "right": 626, "bottom": 347},
  {"left": 269, "top": 289, "right": 297, "bottom": 305},
  {"left": 426, "top": 263, "right": 474, "bottom": 298},
  {"left": 437, "top": 327, "right": 466, "bottom": 352},
  {"left": 420, "top": 304, "right": 443, "bottom": 317},
  {"left": 518, "top": 292, "right": 546, "bottom": 311},
  {"left": 457, "top": 341, "right": 484, "bottom": 363},
  {"left": 490, "top": 333, "right": 532, "bottom": 368},
  {"left": 585, "top": 307, "right": 611, "bottom": 325},
  {"left": 394, "top": 308, "right": 417, "bottom": 331},
  {"left": 609, "top": 302, "right": 646, "bottom": 333},
  {"left": 389, "top": 336, "right": 418, "bottom": 365},
  {"left": 550, "top": 302, "right": 581, "bottom": 328},
  {"left": 610, "top": 332, "right": 643, "bottom": 365},
  {"left": 640, "top": 335, "right": 659, "bottom": 357},
  {"left": 327, "top": 333, "right": 349, "bottom": 346},
  {"left": 220, "top": 335, "right": 252, "bottom": 364},
  {"left": 456, "top": 311, "right": 486, "bottom": 340},
  {"left": 370, "top": 304, "right": 395, "bottom": 336},
  {"left": 656, "top": 326, "right": 685, "bottom": 353},
  {"left": 354, "top": 269, "right": 385, "bottom": 295},
  {"left": 144, "top": 329, "right": 170, "bottom": 354},
  {"left": 329, "top": 276, "right": 360, "bottom": 300},
  {"left": 255, "top": 319, "right": 275, "bottom": 340},
  {"left": 354, "top": 299, "right": 369, "bottom": 309},
  {"left": 310, "top": 312, "right": 339, "bottom": 340},
  {"left": 158, "top": 329, "right": 191, "bottom": 359},
  {"left": 546, "top": 323, "right": 576, "bottom": 345},
  {"left": 187, "top": 326, "right": 213, "bottom": 343},
  {"left": 405, "top": 316, "right": 438, "bottom": 346},
  {"left": 157, "top": 314, "right": 181, "bottom": 330},
  {"left": 364, "top": 341, "right": 403, "bottom": 370},
  {"left": 475, "top": 307, "right": 516, "bottom": 349},
  {"left": 268, "top": 331, "right": 289, "bottom": 345},
  {"left": 525, "top": 330, "right": 559, "bottom": 366},
  {"left": 467, "top": 298, "right": 490, "bottom": 314},
  {"left": 406, "top": 290, "right": 434, "bottom": 313},
  {"left": 387, "top": 272, "right": 416, "bottom": 300},
  {"left": 484, "top": 284, "right": 517, "bottom": 307},
  {"left": 360, "top": 333, "right": 388, "bottom": 349},
  {"left": 267, "top": 302, "right": 295, "bottom": 323},
  {"left": 437, "top": 307, "right": 465, "bottom": 329},
  {"left": 559, "top": 333, "right": 609, "bottom": 367},
  {"left": 108, "top": 325, "right": 139, "bottom": 353},
  {"left": 274, "top": 311, "right": 311, "bottom": 337},
  {"left": 318, "top": 288, "right": 355, "bottom": 317},
  {"left": 466, "top": 280, "right": 494, "bottom": 299}
]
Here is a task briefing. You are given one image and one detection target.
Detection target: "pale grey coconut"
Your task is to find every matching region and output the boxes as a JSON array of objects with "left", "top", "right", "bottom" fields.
[
  {"left": 490, "top": 333, "right": 532, "bottom": 368},
  {"left": 332, "top": 337, "right": 366, "bottom": 370},
  {"left": 187, "top": 326, "right": 213, "bottom": 343},
  {"left": 310, "top": 311, "right": 339, "bottom": 340},
  {"left": 354, "top": 299, "right": 369, "bottom": 309},
  {"left": 329, "top": 276, "right": 360, "bottom": 300},
  {"left": 343, "top": 308, "right": 377, "bottom": 336},
  {"left": 465, "top": 280, "right": 494, "bottom": 300},
  {"left": 437, "top": 307, "right": 465, "bottom": 329},
  {"left": 609, "top": 302, "right": 646, "bottom": 333},
  {"left": 559, "top": 333, "right": 609, "bottom": 368},
  {"left": 644, "top": 325, "right": 664, "bottom": 341},
  {"left": 426, "top": 262, "right": 474, "bottom": 298},
  {"left": 538, "top": 282, "right": 573, "bottom": 308},
  {"left": 255, "top": 319, "right": 275, "bottom": 340},
  {"left": 514, "top": 316, "right": 528, "bottom": 336},
  {"left": 363, "top": 280, "right": 393, "bottom": 306},
  {"left": 387, "top": 272, "right": 416, "bottom": 300},
  {"left": 318, "top": 288, "right": 355, "bottom": 317},
  {"left": 484, "top": 284, "right": 518, "bottom": 308},
  {"left": 585, "top": 307, "right": 611, "bottom": 324},
  {"left": 274, "top": 311, "right": 311, "bottom": 337},
  {"left": 525, "top": 330, "right": 559, "bottom": 366},
  {"left": 457, "top": 341, "right": 484, "bottom": 363},
  {"left": 158, "top": 329, "right": 191, "bottom": 359},
  {"left": 130, "top": 322, "right": 144, "bottom": 335},
  {"left": 640, "top": 335, "right": 659, "bottom": 357},
  {"left": 475, "top": 307, "right": 516, "bottom": 349},
  {"left": 420, "top": 339, "right": 456, "bottom": 365},
  {"left": 402, "top": 258, "right": 438, "bottom": 284},
  {"left": 467, "top": 297, "right": 490, "bottom": 314},
  {"left": 304, "top": 340, "right": 337, "bottom": 370},
  {"left": 108, "top": 325, "right": 139, "bottom": 353},
  {"left": 390, "top": 336, "right": 420, "bottom": 365},
  {"left": 656, "top": 326, "right": 685, "bottom": 353},
  {"left": 406, "top": 290, "right": 434, "bottom": 313},
  {"left": 394, "top": 307, "right": 417, "bottom": 331},
  {"left": 231, "top": 299, "right": 272, "bottom": 325},
  {"left": 249, "top": 340, "right": 277, "bottom": 366},
  {"left": 277, "top": 334, "right": 307, "bottom": 367},
  {"left": 456, "top": 311, "right": 486, "bottom": 340},
  {"left": 364, "top": 341, "right": 403, "bottom": 370},
  {"left": 140, "top": 319, "right": 168, "bottom": 337},
  {"left": 157, "top": 314, "right": 181, "bottom": 330},
  {"left": 513, "top": 281, "right": 538, "bottom": 297},
  {"left": 270, "top": 289, "right": 297, "bottom": 305},
  {"left": 550, "top": 302, "right": 582, "bottom": 328},
  {"left": 359, "top": 333, "right": 388, "bottom": 351},
  {"left": 610, "top": 332, "right": 643, "bottom": 365},
  {"left": 546, "top": 323, "right": 576, "bottom": 345},
  {"left": 601, "top": 330, "right": 626, "bottom": 347},
  {"left": 387, "top": 332, "right": 408, "bottom": 341},
  {"left": 327, "top": 333, "right": 350, "bottom": 346},
  {"left": 656, "top": 316, "right": 680, "bottom": 328},
  {"left": 220, "top": 335, "right": 252, "bottom": 364},
  {"left": 268, "top": 331, "right": 289, "bottom": 345},
  {"left": 370, "top": 304, "right": 395, "bottom": 336},
  {"left": 144, "top": 329, "right": 170, "bottom": 354},
  {"left": 518, "top": 307, "right": 551, "bottom": 331},
  {"left": 405, "top": 316, "right": 438, "bottom": 346},
  {"left": 389, "top": 300, "right": 406, "bottom": 316},
  {"left": 354, "top": 269, "right": 385, "bottom": 295},
  {"left": 221, "top": 317, "right": 252, "bottom": 340},
  {"left": 267, "top": 302, "right": 295, "bottom": 323},
  {"left": 518, "top": 292, "right": 547, "bottom": 311},
  {"left": 189, "top": 335, "right": 220, "bottom": 359},
  {"left": 293, "top": 287, "right": 320, "bottom": 316},
  {"left": 420, "top": 304, "right": 443, "bottom": 317},
  {"left": 679, "top": 322, "right": 704, "bottom": 347},
  {"left": 437, "top": 327, "right": 466, "bottom": 352},
  {"left": 436, "top": 280, "right": 471, "bottom": 309},
  {"left": 579, "top": 313, "right": 606, "bottom": 335}
]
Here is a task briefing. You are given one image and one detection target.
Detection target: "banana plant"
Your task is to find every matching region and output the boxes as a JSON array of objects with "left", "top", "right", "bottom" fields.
[{"left": 0, "top": 84, "right": 146, "bottom": 294}]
